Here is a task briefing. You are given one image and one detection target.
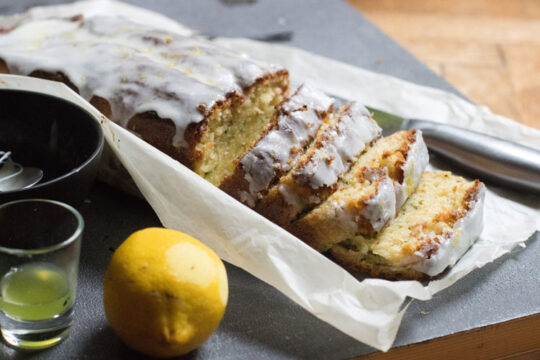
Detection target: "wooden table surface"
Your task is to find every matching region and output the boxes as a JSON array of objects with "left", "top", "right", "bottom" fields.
[{"left": 348, "top": 0, "right": 540, "bottom": 130}]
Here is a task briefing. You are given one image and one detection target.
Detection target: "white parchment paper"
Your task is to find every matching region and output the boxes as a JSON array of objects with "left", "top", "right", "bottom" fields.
[{"left": 1, "top": 0, "right": 539, "bottom": 351}]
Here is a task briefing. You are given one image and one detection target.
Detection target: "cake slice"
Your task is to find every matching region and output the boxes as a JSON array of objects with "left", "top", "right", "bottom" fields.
[
  {"left": 330, "top": 171, "right": 485, "bottom": 280},
  {"left": 289, "top": 129, "right": 428, "bottom": 252},
  {"left": 0, "top": 15, "right": 289, "bottom": 183},
  {"left": 219, "top": 85, "right": 333, "bottom": 206},
  {"left": 255, "top": 102, "right": 382, "bottom": 227}
]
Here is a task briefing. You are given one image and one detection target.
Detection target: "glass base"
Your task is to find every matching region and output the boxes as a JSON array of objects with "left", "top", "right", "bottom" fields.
[
  {"left": 0, "top": 307, "right": 73, "bottom": 350},
  {"left": 2, "top": 326, "right": 71, "bottom": 350}
]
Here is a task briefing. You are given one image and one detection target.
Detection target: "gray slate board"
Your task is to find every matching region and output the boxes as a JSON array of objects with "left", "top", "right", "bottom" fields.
[{"left": 1, "top": 0, "right": 538, "bottom": 359}]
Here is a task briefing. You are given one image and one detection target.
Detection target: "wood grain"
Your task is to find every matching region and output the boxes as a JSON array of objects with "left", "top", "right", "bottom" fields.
[
  {"left": 348, "top": 0, "right": 540, "bottom": 129},
  {"left": 355, "top": 313, "right": 540, "bottom": 360}
]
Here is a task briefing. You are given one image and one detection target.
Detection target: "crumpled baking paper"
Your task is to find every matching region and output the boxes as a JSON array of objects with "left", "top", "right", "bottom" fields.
[{"left": 1, "top": 0, "right": 539, "bottom": 351}]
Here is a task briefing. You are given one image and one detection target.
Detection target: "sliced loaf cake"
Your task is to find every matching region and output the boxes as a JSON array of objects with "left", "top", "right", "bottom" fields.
[
  {"left": 289, "top": 129, "right": 428, "bottom": 252},
  {"left": 254, "top": 102, "right": 382, "bottom": 227},
  {"left": 0, "top": 15, "right": 289, "bottom": 181},
  {"left": 330, "top": 171, "right": 485, "bottom": 280},
  {"left": 219, "top": 85, "right": 333, "bottom": 206},
  {"left": 0, "top": 9, "right": 488, "bottom": 283}
]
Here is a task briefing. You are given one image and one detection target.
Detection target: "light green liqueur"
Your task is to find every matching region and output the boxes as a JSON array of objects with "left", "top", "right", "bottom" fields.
[{"left": 0, "top": 262, "right": 74, "bottom": 321}]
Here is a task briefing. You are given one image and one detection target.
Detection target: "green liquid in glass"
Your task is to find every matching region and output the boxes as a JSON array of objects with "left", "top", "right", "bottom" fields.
[{"left": 0, "top": 262, "right": 74, "bottom": 321}]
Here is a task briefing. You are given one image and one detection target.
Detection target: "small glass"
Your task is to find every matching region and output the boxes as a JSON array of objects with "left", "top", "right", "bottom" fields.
[{"left": 0, "top": 199, "right": 83, "bottom": 350}]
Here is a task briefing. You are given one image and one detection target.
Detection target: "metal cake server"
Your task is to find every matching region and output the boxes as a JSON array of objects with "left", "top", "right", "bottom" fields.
[{"left": 368, "top": 108, "right": 540, "bottom": 193}]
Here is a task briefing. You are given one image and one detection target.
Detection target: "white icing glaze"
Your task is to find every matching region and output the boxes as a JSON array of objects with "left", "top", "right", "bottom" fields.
[
  {"left": 0, "top": 15, "right": 283, "bottom": 147},
  {"left": 359, "top": 171, "right": 397, "bottom": 233},
  {"left": 394, "top": 130, "right": 429, "bottom": 209},
  {"left": 330, "top": 169, "right": 396, "bottom": 236},
  {"left": 240, "top": 85, "right": 333, "bottom": 205},
  {"left": 331, "top": 199, "right": 354, "bottom": 230},
  {"left": 295, "top": 102, "right": 381, "bottom": 189},
  {"left": 410, "top": 183, "right": 486, "bottom": 276}
]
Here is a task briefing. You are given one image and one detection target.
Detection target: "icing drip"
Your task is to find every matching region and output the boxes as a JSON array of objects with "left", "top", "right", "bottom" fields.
[
  {"left": 240, "top": 85, "right": 333, "bottom": 204},
  {"left": 0, "top": 15, "right": 282, "bottom": 147},
  {"left": 296, "top": 102, "right": 381, "bottom": 189},
  {"left": 410, "top": 184, "right": 486, "bottom": 276},
  {"left": 360, "top": 170, "right": 396, "bottom": 233},
  {"left": 394, "top": 130, "right": 429, "bottom": 209},
  {"left": 332, "top": 170, "right": 396, "bottom": 236}
]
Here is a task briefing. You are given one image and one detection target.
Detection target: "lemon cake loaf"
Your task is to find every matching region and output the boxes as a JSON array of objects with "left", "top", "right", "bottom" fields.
[
  {"left": 290, "top": 129, "right": 428, "bottom": 252},
  {"left": 254, "top": 102, "right": 382, "bottom": 227},
  {"left": 330, "top": 171, "right": 485, "bottom": 280},
  {"left": 219, "top": 85, "right": 334, "bottom": 206},
  {"left": 0, "top": 15, "right": 289, "bottom": 182}
]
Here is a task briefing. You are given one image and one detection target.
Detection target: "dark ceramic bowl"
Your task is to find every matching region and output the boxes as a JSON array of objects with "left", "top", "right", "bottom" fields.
[{"left": 0, "top": 89, "right": 103, "bottom": 207}]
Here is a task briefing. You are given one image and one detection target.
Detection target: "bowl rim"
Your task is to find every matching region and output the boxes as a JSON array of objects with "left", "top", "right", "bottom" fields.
[{"left": 0, "top": 89, "right": 104, "bottom": 195}]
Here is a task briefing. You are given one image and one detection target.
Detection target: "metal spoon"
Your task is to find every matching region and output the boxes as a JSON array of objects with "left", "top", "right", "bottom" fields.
[
  {"left": 0, "top": 166, "right": 44, "bottom": 192},
  {"left": 0, "top": 157, "right": 23, "bottom": 183}
]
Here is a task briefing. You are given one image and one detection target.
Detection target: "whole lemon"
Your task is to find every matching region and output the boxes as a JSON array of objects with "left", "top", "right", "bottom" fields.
[{"left": 103, "top": 228, "right": 228, "bottom": 358}]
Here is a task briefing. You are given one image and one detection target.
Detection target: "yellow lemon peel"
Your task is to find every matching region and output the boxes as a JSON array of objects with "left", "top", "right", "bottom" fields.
[{"left": 103, "top": 228, "right": 228, "bottom": 358}]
